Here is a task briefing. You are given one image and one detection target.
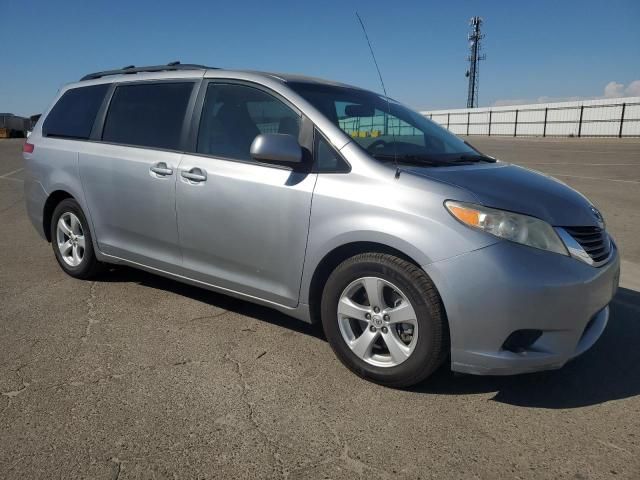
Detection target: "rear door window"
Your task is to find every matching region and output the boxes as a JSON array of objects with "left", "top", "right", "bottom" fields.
[
  {"left": 102, "top": 82, "right": 194, "bottom": 150},
  {"left": 42, "top": 84, "right": 109, "bottom": 139}
]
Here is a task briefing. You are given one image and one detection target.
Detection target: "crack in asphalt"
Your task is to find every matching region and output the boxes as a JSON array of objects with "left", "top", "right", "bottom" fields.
[
  {"left": 224, "top": 351, "right": 288, "bottom": 479},
  {"left": 1, "top": 383, "right": 29, "bottom": 398},
  {"left": 0, "top": 396, "right": 9, "bottom": 415},
  {"left": 288, "top": 418, "right": 394, "bottom": 479},
  {"left": 1, "top": 364, "right": 32, "bottom": 415},
  {"left": 44, "top": 359, "right": 209, "bottom": 391},
  {"left": 81, "top": 281, "right": 98, "bottom": 342},
  {"left": 596, "top": 439, "right": 634, "bottom": 456},
  {"left": 178, "top": 310, "right": 231, "bottom": 329},
  {"left": 109, "top": 456, "right": 121, "bottom": 480},
  {"left": 101, "top": 445, "right": 224, "bottom": 473}
]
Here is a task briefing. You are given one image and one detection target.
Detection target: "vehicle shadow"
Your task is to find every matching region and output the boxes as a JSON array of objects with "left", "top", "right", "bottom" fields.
[
  {"left": 415, "top": 287, "right": 640, "bottom": 408},
  {"left": 96, "top": 266, "right": 324, "bottom": 340},
  {"left": 96, "top": 267, "right": 640, "bottom": 408}
]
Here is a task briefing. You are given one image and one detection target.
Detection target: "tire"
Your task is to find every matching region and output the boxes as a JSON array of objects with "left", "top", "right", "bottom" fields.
[
  {"left": 321, "top": 253, "right": 448, "bottom": 387},
  {"left": 50, "top": 198, "right": 102, "bottom": 279}
]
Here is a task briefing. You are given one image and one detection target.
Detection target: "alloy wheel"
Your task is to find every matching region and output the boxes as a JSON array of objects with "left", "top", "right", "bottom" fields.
[
  {"left": 337, "top": 276, "right": 419, "bottom": 367},
  {"left": 56, "top": 212, "right": 86, "bottom": 267}
]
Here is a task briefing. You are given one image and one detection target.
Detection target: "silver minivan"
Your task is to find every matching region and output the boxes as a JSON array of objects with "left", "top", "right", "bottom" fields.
[{"left": 23, "top": 63, "right": 620, "bottom": 387}]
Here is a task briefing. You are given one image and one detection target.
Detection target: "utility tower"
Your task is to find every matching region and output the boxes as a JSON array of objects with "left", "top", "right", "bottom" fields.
[{"left": 465, "top": 16, "right": 486, "bottom": 108}]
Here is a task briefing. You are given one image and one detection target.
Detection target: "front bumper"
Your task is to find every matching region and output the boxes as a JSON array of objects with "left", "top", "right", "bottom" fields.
[{"left": 423, "top": 240, "right": 620, "bottom": 375}]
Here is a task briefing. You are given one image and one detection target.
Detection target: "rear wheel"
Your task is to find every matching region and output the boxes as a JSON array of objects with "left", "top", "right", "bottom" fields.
[
  {"left": 321, "top": 253, "right": 448, "bottom": 387},
  {"left": 51, "top": 199, "right": 102, "bottom": 279}
]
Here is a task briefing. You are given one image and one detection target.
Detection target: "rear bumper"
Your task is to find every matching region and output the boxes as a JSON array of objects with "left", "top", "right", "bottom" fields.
[{"left": 424, "top": 240, "right": 620, "bottom": 376}]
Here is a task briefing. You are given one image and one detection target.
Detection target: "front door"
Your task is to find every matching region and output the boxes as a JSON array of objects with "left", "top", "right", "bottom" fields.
[{"left": 176, "top": 82, "right": 316, "bottom": 307}]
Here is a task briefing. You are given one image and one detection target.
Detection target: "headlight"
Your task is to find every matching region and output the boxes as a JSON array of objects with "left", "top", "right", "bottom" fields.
[{"left": 444, "top": 200, "right": 568, "bottom": 255}]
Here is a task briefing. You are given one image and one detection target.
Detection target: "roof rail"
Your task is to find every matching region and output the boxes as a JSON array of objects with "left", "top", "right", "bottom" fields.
[{"left": 80, "top": 61, "right": 216, "bottom": 81}]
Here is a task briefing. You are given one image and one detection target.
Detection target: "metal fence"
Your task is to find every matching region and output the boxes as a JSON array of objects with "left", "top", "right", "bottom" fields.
[{"left": 422, "top": 97, "right": 640, "bottom": 138}]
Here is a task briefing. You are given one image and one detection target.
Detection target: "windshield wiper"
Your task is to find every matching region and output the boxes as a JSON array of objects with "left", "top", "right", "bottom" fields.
[
  {"left": 453, "top": 154, "right": 496, "bottom": 163},
  {"left": 372, "top": 153, "right": 459, "bottom": 167}
]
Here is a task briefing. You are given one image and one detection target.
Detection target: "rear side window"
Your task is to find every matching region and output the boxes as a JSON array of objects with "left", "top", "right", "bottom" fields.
[
  {"left": 43, "top": 84, "right": 109, "bottom": 139},
  {"left": 102, "top": 82, "right": 194, "bottom": 150}
]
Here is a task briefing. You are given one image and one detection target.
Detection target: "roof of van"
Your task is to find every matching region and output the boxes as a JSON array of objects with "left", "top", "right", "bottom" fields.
[
  {"left": 259, "top": 72, "right": 361, "bottom": 89},
  {"left": 78, "top": 63, "right": 362, "bottom": 90}
]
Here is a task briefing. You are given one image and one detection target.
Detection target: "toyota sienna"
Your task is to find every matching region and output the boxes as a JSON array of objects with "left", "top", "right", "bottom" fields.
[{"left": 22, "top": 63, "right": 620, "bottom": 387}]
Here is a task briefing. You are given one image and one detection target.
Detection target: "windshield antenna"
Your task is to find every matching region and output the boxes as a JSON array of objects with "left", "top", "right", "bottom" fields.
[{"left": 355, "top": 12, "right": 400, "bottom": 179}]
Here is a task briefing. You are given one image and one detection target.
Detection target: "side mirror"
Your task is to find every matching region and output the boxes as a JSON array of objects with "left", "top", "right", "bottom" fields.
[{"left": 250, "top": 133, "right": 302, "bottom": 164}]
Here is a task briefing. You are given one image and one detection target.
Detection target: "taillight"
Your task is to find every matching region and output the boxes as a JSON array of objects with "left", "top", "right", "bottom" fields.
[{"left": 23, "top": 142, "right": 34, "bottom": 154}]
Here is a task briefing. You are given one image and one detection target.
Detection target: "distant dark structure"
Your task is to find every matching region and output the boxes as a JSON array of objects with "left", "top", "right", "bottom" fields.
[
  {"left": 0, "top": 113, "right": 30, "bottom": 138},
  {"left": 465, "top": 16, "right": 486, "bottom": 108}
]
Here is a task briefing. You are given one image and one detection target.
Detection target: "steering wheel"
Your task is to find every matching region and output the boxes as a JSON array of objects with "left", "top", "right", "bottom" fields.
[{"left": 367, "top": 139, "right": 388, "bottom": 151}]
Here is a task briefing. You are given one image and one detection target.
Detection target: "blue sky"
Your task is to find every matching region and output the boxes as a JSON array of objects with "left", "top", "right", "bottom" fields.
[{"left": 1, "top": 0, "right": 639, "bottom": 116}]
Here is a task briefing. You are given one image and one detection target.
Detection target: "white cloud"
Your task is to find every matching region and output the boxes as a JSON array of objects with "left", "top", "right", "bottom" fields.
[
  {"left": 492, "top": 95, "right": 589, "bottom": 106},
  {"left": 626, "top": 80, "right": 640, "bottom": 97},
  {"left": 492, "top": 79, "right": 640, "bottom": 107},
  {"left": 492, "top": 98, "right": 533, "bottom": 106},
  {"left": 604, "top": 81, "right": 624, "bottom": 98}
]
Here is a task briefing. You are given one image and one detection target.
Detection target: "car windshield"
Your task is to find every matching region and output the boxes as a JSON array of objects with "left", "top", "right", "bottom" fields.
[{"left": 288, "top": 82, "right": 486, "bottom": 165}]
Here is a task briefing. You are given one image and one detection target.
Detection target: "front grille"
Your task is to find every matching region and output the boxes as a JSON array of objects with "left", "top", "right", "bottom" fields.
[{"left": 564, "top": 226, "right": 611, "bottom": 264}]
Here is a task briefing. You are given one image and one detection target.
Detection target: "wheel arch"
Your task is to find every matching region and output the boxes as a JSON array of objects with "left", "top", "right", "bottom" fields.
[
  {"left": 42, "top": 190, "right": 75, "bottom": 242},
  {"left": 307, "top": 241, "right": 428, "bottom": 325}
]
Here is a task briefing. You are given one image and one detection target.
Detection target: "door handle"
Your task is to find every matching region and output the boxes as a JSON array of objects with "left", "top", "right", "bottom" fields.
[
  {"left": 150, "top": 162, "right": 173, "bottom": 176},
  {"left": 181, "top": 167, "right": 207, "bottom": 183}
]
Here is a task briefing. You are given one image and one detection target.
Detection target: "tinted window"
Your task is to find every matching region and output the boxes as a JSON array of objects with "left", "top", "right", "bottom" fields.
[
  {"left": 102, "top": 82, "right": 193, "bottom": 150},
  {"left": 43, "top": 84, "right": 109, "bottom": 139},
  {"left": 197, "top": 83, "right": 300, "bottom": 161},
  {"left": 314, "top": 130, "right": 349, "bottom": 173}
]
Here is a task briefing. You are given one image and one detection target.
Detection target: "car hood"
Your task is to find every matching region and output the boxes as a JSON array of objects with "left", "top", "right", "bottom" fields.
[{"left": 404, "top": 162, "right": 601, "bottom": 227}]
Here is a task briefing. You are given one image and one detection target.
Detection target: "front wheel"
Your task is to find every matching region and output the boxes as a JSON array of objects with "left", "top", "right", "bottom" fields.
[{"left": 321, "top": 253, "right": 448, "bottom": 387}]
